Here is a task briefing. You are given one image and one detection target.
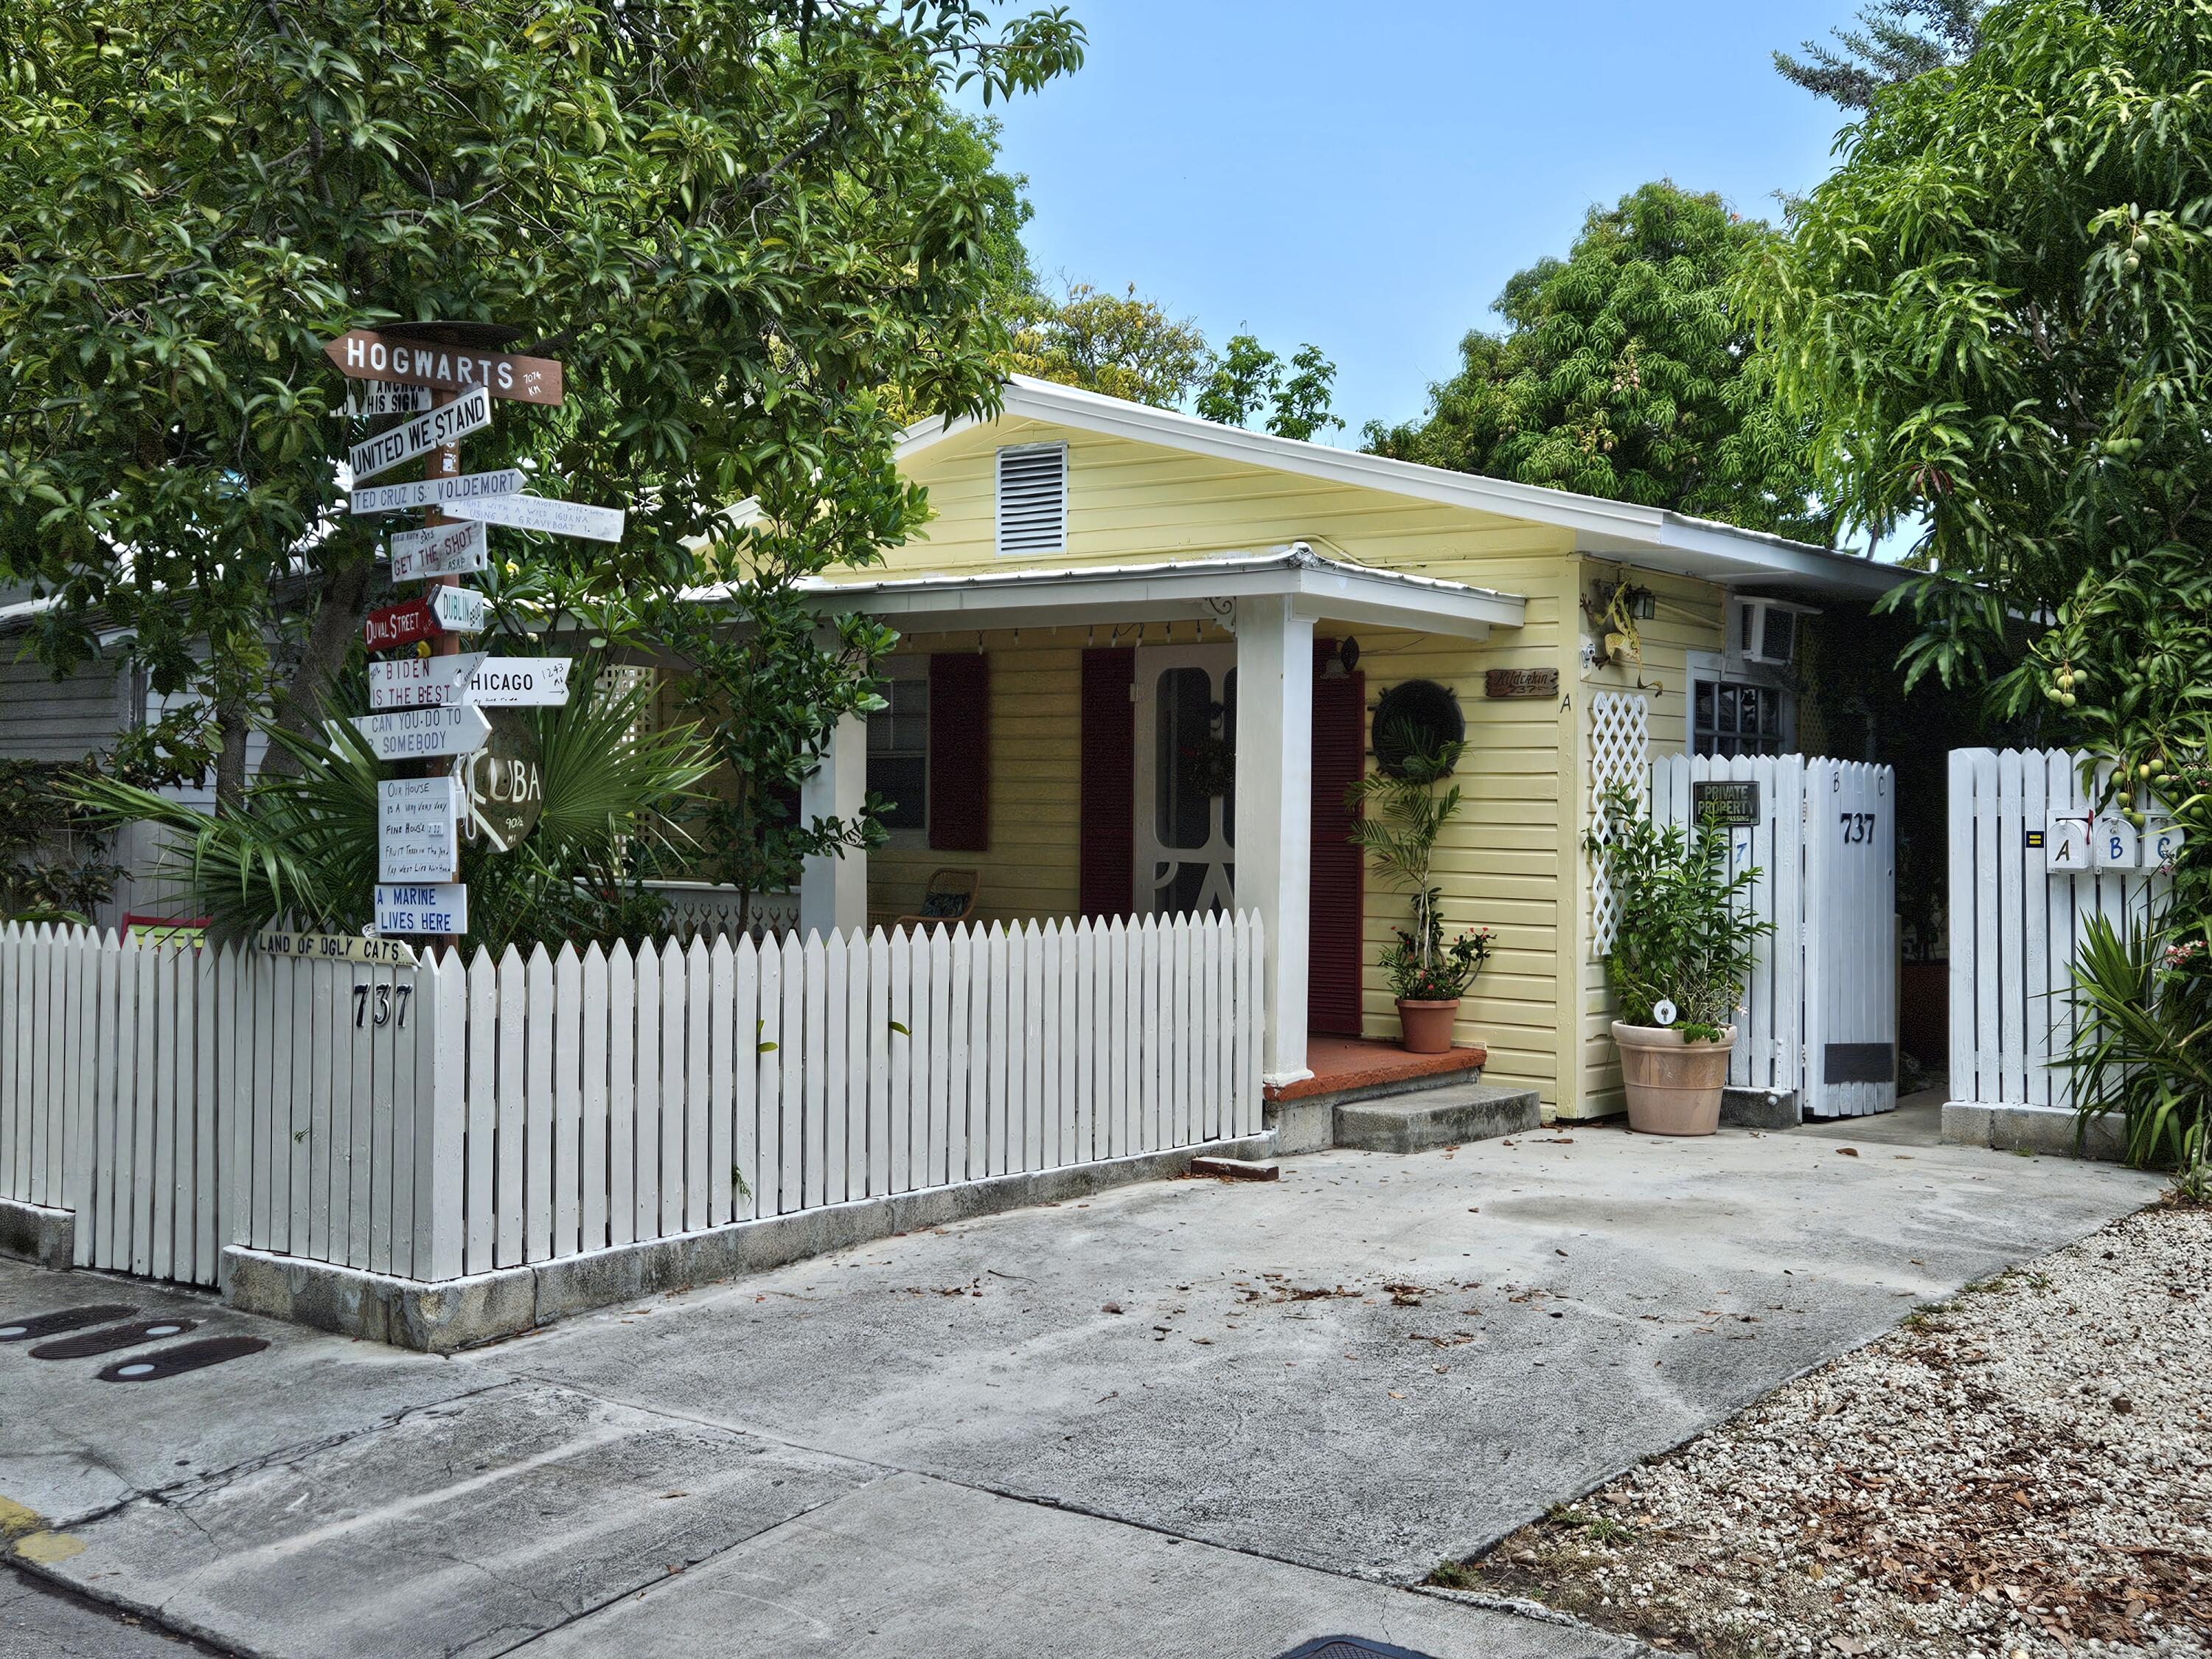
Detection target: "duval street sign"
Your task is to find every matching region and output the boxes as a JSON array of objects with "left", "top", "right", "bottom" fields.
[
  {"left": 324, "top": 328, "right": 564, "bottom": 406},
  {"left": 348, "top": 383, "right": 492, "bottom": 482}
]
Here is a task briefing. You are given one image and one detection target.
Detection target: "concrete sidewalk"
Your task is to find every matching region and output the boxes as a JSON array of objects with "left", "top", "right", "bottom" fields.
[{"left": 0, "top": 1121, "right": 2159, "bottom": 1658}]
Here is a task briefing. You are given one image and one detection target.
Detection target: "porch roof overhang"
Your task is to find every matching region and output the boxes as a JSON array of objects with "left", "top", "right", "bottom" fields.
[{"left": 764, "top": 545, "right": 1525, "bottom": 641}]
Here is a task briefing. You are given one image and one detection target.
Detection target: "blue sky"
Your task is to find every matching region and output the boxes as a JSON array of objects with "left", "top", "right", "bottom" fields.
[{"left": 966, "top": 0, "right": 1870, "bottom": 442}]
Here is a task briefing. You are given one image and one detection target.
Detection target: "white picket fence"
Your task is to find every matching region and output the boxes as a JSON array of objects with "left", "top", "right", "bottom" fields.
[
  {"left": 1946, "top": 748, "right": 2166, "bottom": 1112},
  {"left": 0, "top": 912, "right": 1265, "bottom": 1288},
  {"left": 1651, "top": 754, "right": 1898, "bottom": 1117}
]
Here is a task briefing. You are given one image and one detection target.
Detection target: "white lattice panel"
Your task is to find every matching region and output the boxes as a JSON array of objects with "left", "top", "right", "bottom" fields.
[{"left": 1587, "top": 691, "right": 1649, "bottom": 958}]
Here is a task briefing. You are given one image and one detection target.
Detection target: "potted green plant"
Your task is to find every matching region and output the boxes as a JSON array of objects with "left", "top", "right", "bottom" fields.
[
  {"left": 1349, "top": 731, "right": 1494, "bottom": 1053},
  {"left": 1587, "top": 783, "right": 1773, "bottom": 1134}
]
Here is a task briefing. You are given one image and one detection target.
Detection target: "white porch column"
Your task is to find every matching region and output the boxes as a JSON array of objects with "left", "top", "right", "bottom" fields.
[
  {"left": 798, "top": 709, "right": 869, "bottom": 939},
  {"left": 1235, "top": 594, "right": 1314, "bottom": 1085}
]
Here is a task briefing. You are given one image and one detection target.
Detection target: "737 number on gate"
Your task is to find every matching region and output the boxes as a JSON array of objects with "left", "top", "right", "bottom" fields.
[
  {"left": 1839, "top": 811, "right": 1877, "bottom": 845},
  {"left": 353, "top": 982, "right": 414, "bottom": 1030}
]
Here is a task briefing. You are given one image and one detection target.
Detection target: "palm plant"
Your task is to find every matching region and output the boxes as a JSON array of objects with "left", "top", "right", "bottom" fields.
[
  {"left": 1347, "top": 730, "right": 1485, "bottom": 996},
  {"left": 2057, "top": 911, "right": 2212, "bottom": 1201},
  {"left": 69, "top": 667, "right": 710, "bottom": 953}
]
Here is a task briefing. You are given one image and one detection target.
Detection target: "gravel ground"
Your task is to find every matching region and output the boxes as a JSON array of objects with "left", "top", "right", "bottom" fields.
[{"left": 1450, "top": 1199, "right": 2211, "bottom": 1658}]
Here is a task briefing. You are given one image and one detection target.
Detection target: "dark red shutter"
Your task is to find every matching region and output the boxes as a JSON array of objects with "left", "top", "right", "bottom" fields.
[
  {"left": 1079, "top": 646, "right": 1137, "bottom": 919},
  {"left": 928, "top": 653, "right": 990, "bottom": 852},
  {"left": 1308, "top": 639, "right": 1366, "bottom": 1037}
]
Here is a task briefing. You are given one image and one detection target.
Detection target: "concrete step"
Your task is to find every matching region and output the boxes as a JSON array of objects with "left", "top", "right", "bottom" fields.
[{"left": 1332, "top": 1082, "right": 1543, "bottom": 1155}]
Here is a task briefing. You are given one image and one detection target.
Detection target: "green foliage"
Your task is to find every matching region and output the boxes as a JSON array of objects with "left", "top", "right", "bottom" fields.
[
  {"left": 0, "top": 0, "right": 1082, "bottom": 804},
  {"left": 0, "top": 758, "right": 123, "bottom": 924},
  {"left": 1347, "top": 734, "right": 1490, "bottom": 999},
  {"left": 1747, "top": 0, "right": 2212, "bottom": 695},
  {"left": 1195, "top": 335, "right": 1343, "bottom": 441},
  {"left": 1367, "top": 181, "right": 1832, "bottom": 542},
  {"left": 2057, "top": 913, "right": 2211, "bottom": 1201},
  {"left": 1010, "top": 282, "right": 1210, "bottom": 408},
  {"left": 66, "top": 669, "right": 711, "bottom": 953},
  {"left": 1587, "top": 785, "right": 1773, "bottom": 1042},
  {"left": 1775, "top": 0, "right": 1986, "bottom": 108}
]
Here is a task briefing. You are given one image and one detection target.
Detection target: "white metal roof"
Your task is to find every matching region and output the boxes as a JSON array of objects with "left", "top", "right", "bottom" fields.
[
  {"left": 692, "top": 544, "right": 1526, "bottom": 641},
  {"left": 896, "top": 375, "right": 1905, "bottom": 600}
]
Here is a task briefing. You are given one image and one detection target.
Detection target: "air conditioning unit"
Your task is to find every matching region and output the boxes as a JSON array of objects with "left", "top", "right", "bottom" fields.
[{"left": 1732, "top": 597, "right": 1815, "bottom": 667}]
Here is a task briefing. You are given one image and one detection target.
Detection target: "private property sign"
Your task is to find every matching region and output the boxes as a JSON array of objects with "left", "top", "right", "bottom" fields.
[
  {"left": 442, "top": 490, "right": 625, "bottom": 543},
  {"left": 348, "top": 384, "right": 492, "bottom": 482},
  {"left": 324, "top": 328, "right": 565, "bottom": 406},
  {"left": 389, "top": 518, "right": 489, "bottom": 582},
  {"left": 351, "top": 468, "right": 525, "bottom": 515}
]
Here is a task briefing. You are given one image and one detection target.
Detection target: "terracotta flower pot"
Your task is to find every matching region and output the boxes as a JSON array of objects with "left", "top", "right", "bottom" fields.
[
  {"left": 1397, "top": 998, "right": 1460, "bottom": 1054},
  {"left": 1611, "top": 1021, "right": 1737, "bottom": 1135}
]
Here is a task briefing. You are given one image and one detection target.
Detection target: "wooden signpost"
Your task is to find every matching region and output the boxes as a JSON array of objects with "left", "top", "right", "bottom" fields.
[
  {"left": 325, "top": 328, "right": 564, "bottom": 406},
  {"left": 327, "top": 320, "right": 597, "bottom": 939}
]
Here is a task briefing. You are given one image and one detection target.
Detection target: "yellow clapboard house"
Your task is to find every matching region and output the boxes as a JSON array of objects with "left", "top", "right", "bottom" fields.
[{"left": 765, "top": 376, "right": 1905, "bottom": 1122}]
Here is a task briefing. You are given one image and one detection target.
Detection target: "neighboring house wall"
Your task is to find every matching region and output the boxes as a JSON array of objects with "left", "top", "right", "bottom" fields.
[{"left": 0, "top": 650, "right": 134, "bottom": 763}]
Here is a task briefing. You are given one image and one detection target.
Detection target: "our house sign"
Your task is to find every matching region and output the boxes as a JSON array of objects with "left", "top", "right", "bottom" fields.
[{"left": 458, "top": 713, "right": 545, "bottom": 852}]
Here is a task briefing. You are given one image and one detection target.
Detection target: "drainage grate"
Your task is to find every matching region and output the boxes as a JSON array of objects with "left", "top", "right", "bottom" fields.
[
  {"left": 0, "top": 1304, "right": 139, "bottom": 1343},
  {"left": 29, "top": 1318, "right": 201, "bottom": 1360},
  {"left": 98, "top": 1335, "right": 268, "bottom": 1382},
  {"left": 1274, "top": 1641, "right": 1443, "bottom": 1659}
]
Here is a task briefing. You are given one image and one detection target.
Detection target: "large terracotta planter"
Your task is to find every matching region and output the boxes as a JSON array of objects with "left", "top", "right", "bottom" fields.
[
  {"left": 1611, "top": 1021, "right": 1737, "bottom": 1135},
  {"left": 1397, "top": 998, "right": 1459, "bottom": 1054}
]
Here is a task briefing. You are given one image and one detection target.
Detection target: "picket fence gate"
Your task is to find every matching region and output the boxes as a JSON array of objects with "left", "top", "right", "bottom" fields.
[
  {"left": 0, "top": 911, "right": 1265, "bottom": 1289},
  {"left": 1649, "top": 754, "right": 1898, "bottom": 1118},
  {"left": 1946, "top": 748, "right": 2168, "bottom": 1113}
]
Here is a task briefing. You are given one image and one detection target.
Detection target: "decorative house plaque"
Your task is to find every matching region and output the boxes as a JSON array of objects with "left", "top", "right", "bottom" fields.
[{"left": 1484, "top": 667, "right": 1559, "bottom": 700}]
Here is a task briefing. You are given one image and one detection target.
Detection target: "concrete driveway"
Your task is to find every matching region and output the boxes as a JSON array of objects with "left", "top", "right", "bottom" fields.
[{"left": 0, "top": 1116, "right": 2160, "bottom": 1658}]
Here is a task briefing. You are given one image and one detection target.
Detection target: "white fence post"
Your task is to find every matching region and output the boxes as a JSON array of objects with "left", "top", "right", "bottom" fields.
[{"left": 1947, "top": 747, "right": 2164, "bottom": 1114}]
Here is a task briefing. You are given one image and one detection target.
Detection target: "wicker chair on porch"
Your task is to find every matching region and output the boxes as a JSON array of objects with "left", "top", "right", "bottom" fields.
[{"left": 894, "top": 868, "right": 981, "bottom": 933}]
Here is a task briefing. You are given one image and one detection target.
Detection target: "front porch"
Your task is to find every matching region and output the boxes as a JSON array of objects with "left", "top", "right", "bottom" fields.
[{"left": 788, "top": 543, "right": 1526, "bottom": 1088}]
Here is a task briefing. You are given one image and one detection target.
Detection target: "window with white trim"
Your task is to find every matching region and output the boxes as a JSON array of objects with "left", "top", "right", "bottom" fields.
[
  {"left": 867, "top": 658, "right": 929, "bottom": 836},
  {"left": 995, "top": 442, "right": 1067, "bottom": 555},
  {"left": 1692, "top": 678, "right": 1792, "bottom": 757}
]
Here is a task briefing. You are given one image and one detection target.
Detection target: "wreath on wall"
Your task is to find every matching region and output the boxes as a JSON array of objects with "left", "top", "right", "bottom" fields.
[{"left": 1178, "top": 734, "right": 1237, "bottom": 797}]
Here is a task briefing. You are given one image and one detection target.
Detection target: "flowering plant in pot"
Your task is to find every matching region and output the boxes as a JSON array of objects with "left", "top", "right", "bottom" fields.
[
  {"left": 1348, "top": 728, "right": 1493, "bottom": 1053},
  {"left": 1587, "top": 783, "right": 1772, "bottom": 1133}
]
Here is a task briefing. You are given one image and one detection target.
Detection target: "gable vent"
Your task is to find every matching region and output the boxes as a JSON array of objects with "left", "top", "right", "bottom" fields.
[{"left": 996, "top": 442, "right": 1067, "bottom": 556}]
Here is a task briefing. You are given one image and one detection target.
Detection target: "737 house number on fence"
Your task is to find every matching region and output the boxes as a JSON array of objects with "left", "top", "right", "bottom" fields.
[
  {"left": 353, "top": 982, "right": 413, "bottom": 1030},
  {"left": 1840, "top": 811, "right": 1878, "bottom": 845}
]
